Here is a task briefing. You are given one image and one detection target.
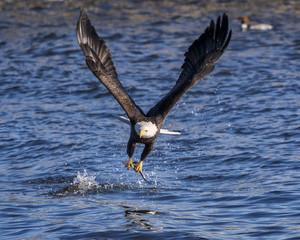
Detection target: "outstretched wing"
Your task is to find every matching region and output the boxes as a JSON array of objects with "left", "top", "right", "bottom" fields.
[
  {"left": 147, "top": 13, "right": 232, "bottom": 122},
  {"left": 77, "top": 8, "right": 144, "bottom": 122}
]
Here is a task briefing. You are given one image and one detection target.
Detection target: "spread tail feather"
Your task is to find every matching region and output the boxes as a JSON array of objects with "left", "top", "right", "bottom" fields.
[{"left": 110, "top": 114, "right": 181, "bottom": 135}]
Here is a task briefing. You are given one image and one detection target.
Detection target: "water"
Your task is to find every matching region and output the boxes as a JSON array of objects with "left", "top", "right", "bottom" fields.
[{"left": 1, "top": 0, "right": 300, "bottom": 239}]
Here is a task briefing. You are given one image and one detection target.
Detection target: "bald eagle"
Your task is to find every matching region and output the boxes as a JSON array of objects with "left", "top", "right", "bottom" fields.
[{"left": 76, "top": 8, "right": 231, "bottom": 182}]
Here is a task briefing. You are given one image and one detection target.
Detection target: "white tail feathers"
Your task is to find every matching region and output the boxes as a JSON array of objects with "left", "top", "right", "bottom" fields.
[{"left": 110, "top": 114, "right": 181, "bottom": 135}]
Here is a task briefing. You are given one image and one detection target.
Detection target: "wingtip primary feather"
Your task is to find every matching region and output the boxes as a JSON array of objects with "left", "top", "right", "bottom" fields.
[
  {"left": 178, "top": 13, "right": 231, "bottom": 85},
  {"left": 76, "top": 7, "right": 90, "bottom": 48},
  {"left": 76, "top": 8, "right": 119, "bottom": 80}
]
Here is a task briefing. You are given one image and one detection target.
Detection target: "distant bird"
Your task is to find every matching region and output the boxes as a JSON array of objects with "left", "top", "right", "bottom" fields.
[
  {"left": 235, "top": 16, "right": 273, "bottom": 30},
  {"left": 76, "top": 8, "right": 231, "bottom": 182}
]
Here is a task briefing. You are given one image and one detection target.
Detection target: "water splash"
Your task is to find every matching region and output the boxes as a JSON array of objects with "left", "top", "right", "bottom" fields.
[
  {"left": 52, "top": 169, "right": 100, "bottom": 196},
  {"left": 73, "top": 169, "right": 99, "bottom": 191}
]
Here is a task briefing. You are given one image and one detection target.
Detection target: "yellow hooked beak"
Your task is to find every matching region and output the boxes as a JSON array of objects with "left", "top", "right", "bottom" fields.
[{"left": 139, "top": 130, "right": 145, "bottom": 138}]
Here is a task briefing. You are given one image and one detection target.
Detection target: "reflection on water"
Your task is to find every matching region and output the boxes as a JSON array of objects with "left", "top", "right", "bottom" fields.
[
  {"left": 124, "top": 206, "right": 158, "bottom": 230},
  {"left": 0, "top": 0, "right": 300, "bottom": 239}
]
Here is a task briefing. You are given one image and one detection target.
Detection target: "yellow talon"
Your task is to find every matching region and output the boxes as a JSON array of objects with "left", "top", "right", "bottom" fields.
[
  {"left": 124, "top": 158, "right": 134, "bottom": 170},
  {"left": 135, "top": 161, "right": 143, "bottom": 173}
]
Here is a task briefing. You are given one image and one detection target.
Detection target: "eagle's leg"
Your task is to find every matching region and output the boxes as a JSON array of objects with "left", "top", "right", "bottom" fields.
[
  {"left": 135, "top": 143, "right": 154, "bottom": 173},
  {"left": 125, "top": 138, "right": 136, "bottom": 170}
]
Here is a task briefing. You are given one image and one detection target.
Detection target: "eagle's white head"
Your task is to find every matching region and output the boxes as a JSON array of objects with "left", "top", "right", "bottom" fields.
[{"left": 134, "top": 121, "right": 158, "bottom": 139}]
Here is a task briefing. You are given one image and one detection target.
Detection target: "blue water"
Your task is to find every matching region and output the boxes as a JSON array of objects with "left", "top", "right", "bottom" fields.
[{"left": 1, "top": 1, "right": 300, "bottom": 239}]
